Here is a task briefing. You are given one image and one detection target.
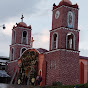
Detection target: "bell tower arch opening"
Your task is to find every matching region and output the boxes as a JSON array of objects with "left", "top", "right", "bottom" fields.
[
  {"left": 22, "top": 31, "right": 28, "bottom": 44},
  {"left": 52, "top": 33, "right": 58, "bottom": 50},
  {"left": 66, "top": 32, "right": 75, "bottom": 50},
  {"left": 10, "top": 47, "right": 15, "bottom": 61},
  {"left": 12, "top": 30, "right": 16, "bottom": 44}
]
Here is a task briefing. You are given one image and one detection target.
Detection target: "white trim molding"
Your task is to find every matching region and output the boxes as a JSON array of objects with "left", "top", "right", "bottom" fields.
[
  {"left": 13, "top": 27, "right": 32, "bottom": 30},
  {"left": 10, "top": 44, "right": 31, "bottom": 47},
  {"left": 50, "top": 27, "right": 80, "bottom": 33},
  {"left": 53, "top": 5, "right": 79, "bottom": 12},
  {"left": 8, "top": 59, "right": 18, "bottom": 63},
  {"left": 45, "top": 49, "right": 79, "bottom": 54}
]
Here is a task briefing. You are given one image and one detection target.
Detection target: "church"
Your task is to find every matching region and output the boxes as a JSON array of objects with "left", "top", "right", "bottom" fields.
[{"left": 7, "top": 0, "right": 88, "bottom": 86}]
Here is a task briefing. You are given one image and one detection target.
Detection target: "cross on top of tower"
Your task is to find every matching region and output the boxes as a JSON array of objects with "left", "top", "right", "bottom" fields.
[{"left": 21, "top": 14, "right": 24, "bottom": 22}]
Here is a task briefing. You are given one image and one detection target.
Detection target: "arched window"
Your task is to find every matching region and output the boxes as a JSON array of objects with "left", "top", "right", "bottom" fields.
[
  {"left": 52, "top": 33, "right": 58, "bottom": 50},
  {"left": 66, "top": 33, "right": 75, "bottom": 50},
  {"left": 39, "top": 69, "right": 42, "bottom": 76},
  {"left": 12, "top": 30, "right": 16, "bottom": 44},
  {"left": 10, "top": 48, "right": 14, "bottom": 61},
  {"left": 22, "top": 31, "right": 28, "bottom": 44},
  {"left": 20, "top": 48, "right": 26, "bottom": 56}
]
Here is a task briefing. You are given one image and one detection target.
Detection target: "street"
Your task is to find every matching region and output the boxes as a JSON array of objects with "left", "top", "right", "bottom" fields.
[{"left": 0, "top": 83, "right": 40, "bottom": 88}]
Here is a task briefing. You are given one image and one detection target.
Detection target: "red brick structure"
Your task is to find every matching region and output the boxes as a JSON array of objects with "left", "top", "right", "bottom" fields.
[
  {"left": 8, "top": 21, "right": 32, "bottom": 78},
  {"left": 45, "top": 0, "right": 79, "bottom": 85},
  {"left": 7, "top": 0, "right": 88, "bottom": 86}
]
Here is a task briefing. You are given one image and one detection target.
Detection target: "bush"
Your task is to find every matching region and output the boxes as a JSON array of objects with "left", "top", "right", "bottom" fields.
[
  {"left": 41, "top": 83, "right": 88, "bottom": 88},
  {"left": 77, "top": 83, "right": 88, "bottom": 88},
  {"left": 52, "top": 81, "right": 62, "bottom": 86}
]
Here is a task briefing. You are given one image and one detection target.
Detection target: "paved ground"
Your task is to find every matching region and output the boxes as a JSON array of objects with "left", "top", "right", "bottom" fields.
[{"left": 0, "top": 83, "right": 40, "bottom": 88}]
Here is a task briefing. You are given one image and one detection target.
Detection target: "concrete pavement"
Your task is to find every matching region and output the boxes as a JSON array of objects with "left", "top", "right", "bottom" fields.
[{"left": 0, "top": 83, "right": 40, "bottom": 88}]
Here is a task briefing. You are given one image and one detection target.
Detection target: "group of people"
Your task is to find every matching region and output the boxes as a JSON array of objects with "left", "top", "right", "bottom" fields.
[
  {"left": 17, "top": 75, "right": 28, "bottom": 85},
  {"left": 31, "top": 75, "right": 42, "bottom": 86},
  {"left": 35, "top": 75, "right": 42, "bottom": 85},
  {"left": 18, "top": 75, "right": 42, "bottom": 86}
]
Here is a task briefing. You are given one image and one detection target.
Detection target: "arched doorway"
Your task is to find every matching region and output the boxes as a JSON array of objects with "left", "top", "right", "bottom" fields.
[{"left": 17, "top": 50, "right": 38, "bottom": 85}]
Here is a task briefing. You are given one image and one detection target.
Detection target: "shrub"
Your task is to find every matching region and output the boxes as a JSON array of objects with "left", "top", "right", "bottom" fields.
[{"left": 52, "top": 81, "right": 62, "bottom": 86}]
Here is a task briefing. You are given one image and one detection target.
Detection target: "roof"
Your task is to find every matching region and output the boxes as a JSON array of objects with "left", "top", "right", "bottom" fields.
[
  {"left": 60, "top": 0, "right": 72, "bottom": 5},
  {"left": 37, "top": 48, "right": 48, "bottom": 53},
  {"left": 0, "top": 56, "right": 9, "bottom": 60},
  {"left": 0, "top": 59, "right": 9, "bottom": 63},
  {"left": 19, "top": 48, "right": 48, "bottom": 59},
  {"left": 0, "top": 70, "right": 10, "bottom": 77},
  {"left": 18, "top": 22, "right": 27, "bottom": 27},
  {"left": 53, "top": 0, "right": 78, "bottom": 10},
  {"left": 80, "top": 56, "right": 88, "bottom": 60},
  {"left": 13, "top": 22, "right": 32, "bottom": 29}
]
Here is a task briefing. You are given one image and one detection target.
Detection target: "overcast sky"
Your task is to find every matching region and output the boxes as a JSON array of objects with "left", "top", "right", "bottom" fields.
[{"left": 0, "top": 0, "right": 88, "bottom": 57}]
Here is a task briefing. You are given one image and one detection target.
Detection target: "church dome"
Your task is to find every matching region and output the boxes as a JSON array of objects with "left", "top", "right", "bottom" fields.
[
  {"left": 52, "top": 0, "right": 78, "bottom": 10},
  {"left": 59, "top": 0, "right": 72, "bottom": 5},
  {"left": 18, "top": 22, "right": 27, "bottom": 27}
]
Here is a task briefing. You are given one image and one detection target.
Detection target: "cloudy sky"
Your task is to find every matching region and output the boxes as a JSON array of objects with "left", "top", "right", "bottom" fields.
[{"left": 0, "top": 0, "right": 88, "bottom": 57}]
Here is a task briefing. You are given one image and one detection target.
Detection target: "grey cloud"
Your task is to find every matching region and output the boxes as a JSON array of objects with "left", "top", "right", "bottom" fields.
[
  {"left": 0, "top": 0, "right": 42, "bottom": 22},
  {"left": 32, "top": 33, "right": 44, "bottom": 36},
  {"left": 0, "top": 33, "right": 11, "bottom": 56}
]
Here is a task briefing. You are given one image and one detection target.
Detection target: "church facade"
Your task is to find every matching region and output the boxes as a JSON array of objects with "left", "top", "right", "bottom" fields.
[{"left": 7, "top": 0, "right": 88, "bottom": 86}]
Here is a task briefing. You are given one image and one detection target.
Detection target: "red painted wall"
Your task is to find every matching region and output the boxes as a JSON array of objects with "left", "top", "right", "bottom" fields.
[{"left": 79, "top": 58, "right": 88, "bottom": 84}]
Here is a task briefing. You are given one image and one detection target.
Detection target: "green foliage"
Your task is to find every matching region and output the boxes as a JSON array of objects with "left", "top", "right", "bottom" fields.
[
  {"left": 40, "top": 83, "right": 88, "bottom": 88},
  {"left": 76, "top": 83, "right": 88, "bottom": 88},
  {"left": 52, "top": 81, "right": 62, "bottom": 86}
]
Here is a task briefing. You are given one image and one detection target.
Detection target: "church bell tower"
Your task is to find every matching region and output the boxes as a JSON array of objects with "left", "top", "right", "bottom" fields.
[
  {"left": 45, "top": 0, "right": 79, "bottom": 85},
  {"left": 50, "top": 0, "right": 79, "bottom": 51},
  {"left": 9, "top": 15, "right": 32, "bottom": 61}
]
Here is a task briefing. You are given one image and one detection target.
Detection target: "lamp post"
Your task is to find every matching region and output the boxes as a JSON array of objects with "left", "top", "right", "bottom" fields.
[{"left": 0, "top": 24, "right": 6, "bottom": 29}]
